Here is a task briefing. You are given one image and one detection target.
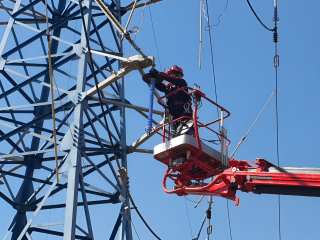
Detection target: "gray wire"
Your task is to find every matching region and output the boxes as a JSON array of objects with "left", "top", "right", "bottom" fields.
[
  {"left": 275, "top": 30, "right": 282, "bottom": 240},
  {"left": 148, "top": 5, "right": 162, "bottom": 70},
  {"left": 213, "top": 0, "right": 229, "bottom": 27},
  {"left": 204, "top": 0, "right": 220, "bottom": 121},
  {"left": 230, "top": 91, "right": 276, "bottom": 158},
  {"left": 184, "top": 197, "right": 194, "bottom": 238},
  {"left": 131, "top": 220, "right": 141, "bottom": 240},
  {"left": 184, "top": 195, "right": 203, "bottom": 204},
  {"left": 45, "top": 196, "right": 54, "bottom": 240},
  {"left": 226, "top": 200, "right": 233, "bottom": 240},
  {"left": 246, "top": 0, "right": 275, "bottom": 32}
]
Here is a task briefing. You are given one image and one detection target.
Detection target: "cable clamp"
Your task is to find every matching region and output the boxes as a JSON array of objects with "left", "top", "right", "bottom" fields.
[
  {"left": 121, "top": 30, "right": 130, "bottom": 39},
  {"left": 274, "top": 55, "right": 280, "bottom": 68},
  {"left": 183, "top": 102, "right": 191, "bottom": 113},
  {"left": 118, "top": 167, "right": 128, "bottom": 186},
  {"left": 130, "top": 26, "right": 140, "bottom": 34}
]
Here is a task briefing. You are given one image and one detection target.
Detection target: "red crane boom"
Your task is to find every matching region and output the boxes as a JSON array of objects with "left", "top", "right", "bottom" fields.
[{"left": 153, "top": 87, "right": 320, "bottom": 206}]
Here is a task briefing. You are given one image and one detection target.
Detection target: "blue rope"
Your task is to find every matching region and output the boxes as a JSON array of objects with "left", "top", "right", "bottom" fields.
[{"left": 146, "top": 78, "right": 156, "bottom": 133}]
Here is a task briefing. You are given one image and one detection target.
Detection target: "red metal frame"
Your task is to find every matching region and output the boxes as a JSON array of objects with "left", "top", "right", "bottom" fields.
[
  {"left": 163, "top": 158, "right": 320, "bottom": 206},
  {"left": 153, "top": 88, "right": 320, "bottom": 206},
  {"left": 157, "top": 87, "right": 230, "bottom": 127},
  {"left": 155, "top": 87, "right": 231, "bottom": 141},
  {"left": 154, "top": 87, "right": 235, "bottom": 198}
]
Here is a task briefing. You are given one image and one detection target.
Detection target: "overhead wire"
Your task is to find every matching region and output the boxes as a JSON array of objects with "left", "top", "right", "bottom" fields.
[
  {"left": 246, "top": 1, "right": 281, "bottom": 238},
  {"left": 268, "top": 1, "right": 281, "bottom": 239},
  {"left": 78, "top": 1, "right": 162, "bottom": 239},
  {"left": 246, "top": 0, "right": 275, "bottom": 32},
  {"left": 193, "top": 211, "right": 207, "bottom": 240},
  {"left": 275, "top": 45, "right": 281, "bottom": 240},
  {"left": 184, "top": 195, "right": 203, "bottom": 204},
  {"left": 203, "top": 1, "right": 233, "bottom": 239},
  {"left": 213, "top": 0, "right": 229, "bottom": 27},
  {"left": 230, "top": 91, "right": 276, "bottom": 158},
  {"left": 45, "top": 195, "right": 54, "bottom": 240},
  {"left": 148, "top": 5, "right": 162, "bottom": 70},
  {"left": 184, "top": 197, "right": 194, "bottom": 239},
  {"left": 131, "top": 220, "right": 141, "bottom": 240},
  {"left": 276, "top": 73, "right": 281, "bottom": 239},
  {"left": 226, "top": 200, "right": 233, "bottom": 240},
  {"left": 273, "top": 2, "right": 281, "bottom": 239},
  {"left": 204, "top": 0, "right": 219, "bottom": 120}
]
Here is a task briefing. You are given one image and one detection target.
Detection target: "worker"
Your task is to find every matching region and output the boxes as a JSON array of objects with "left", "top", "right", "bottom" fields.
[{"left": 142, "top": 65, "right": 194, "bottom": 137}]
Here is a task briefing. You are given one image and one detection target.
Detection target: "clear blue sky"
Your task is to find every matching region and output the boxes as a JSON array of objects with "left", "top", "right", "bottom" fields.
[{"left": 0, "top": 0, "right": 320, "bottom": 239}]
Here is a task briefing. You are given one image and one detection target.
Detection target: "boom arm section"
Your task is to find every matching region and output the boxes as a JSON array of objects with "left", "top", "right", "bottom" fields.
[
  {"left": 228, "top": 159, "right": 320, "bottom": 199},
  {"left": 163, "top": 158, "right": 320, "bottom": 206}
]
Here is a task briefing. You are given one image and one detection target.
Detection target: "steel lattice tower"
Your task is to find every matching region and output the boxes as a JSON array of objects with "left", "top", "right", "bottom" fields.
[{"left": 0, "top": 0, "right": 158, "bottom": 239}]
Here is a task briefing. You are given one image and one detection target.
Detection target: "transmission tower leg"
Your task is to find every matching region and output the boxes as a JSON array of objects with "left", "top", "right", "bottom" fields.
[
  {"left": 116, "top": 0, "right": 133, "bottom": 239},
  {"left": 64, "top": 3, "right": 92, "bottom": 238}
]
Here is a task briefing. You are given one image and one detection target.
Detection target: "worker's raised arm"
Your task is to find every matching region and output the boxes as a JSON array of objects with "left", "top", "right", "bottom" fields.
[
  {"left": 148, "top": 68, "right": 188, "bottom": 88},
  {"left": 158, "top": 72, "right": 188, "bottom": 88}
]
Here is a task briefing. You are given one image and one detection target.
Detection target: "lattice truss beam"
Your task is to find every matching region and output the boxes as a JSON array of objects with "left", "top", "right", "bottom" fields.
[{"left": 0, "top": 0, "right": 163, "bottom": 239}]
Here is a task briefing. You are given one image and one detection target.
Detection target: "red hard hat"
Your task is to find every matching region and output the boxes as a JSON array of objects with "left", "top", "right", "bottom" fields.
[{"left": 165, "top": 65, "right": 184, "bottom": 77}]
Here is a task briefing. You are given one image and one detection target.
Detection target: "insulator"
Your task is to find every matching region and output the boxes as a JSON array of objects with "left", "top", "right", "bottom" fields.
[
  {"left": 207, "top": 196, "right": 214, "bottom": 203},
  {"left": 206, "top": 209, "right": 211, "bottom": 219},
  {"left": 273, "top": 8, "right": 279, "bottom": 22},
  {"left": 273, "top": 32, "right": 278, "bottom": 43}
]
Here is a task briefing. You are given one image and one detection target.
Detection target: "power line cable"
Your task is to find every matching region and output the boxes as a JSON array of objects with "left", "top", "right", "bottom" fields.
[
  {"left": 45, "top": 196, "right": 54, "bottom": 240},
  {"left": 226, "top": 200, "right": 233, "bottom": 240},
  {"left": 184, "top": 195, "right": 203, "bottom": 204},
  {"left": 148, "top": 5, "right": 162, "bottom": 70},
  {"left": 184, "top": 197, "right": 194, "bottom": 239},
  {"left": 195, "top": 0, "right": 224, "bottom": 223},
  {"left": 247, "top": 0, "right": 281, "bottom": 237},
  {"left": 204, "top": 0, "right": 219, "bottom": 120},
  {"left": 204, "top": 2, "right": 233, "bottom": 239},
  {"left": 272, "top": 2, "right": 281, "bottom": 239},
  {"left": 78, "top": 2, "right": 162, "bottom": 239},
  {"left": 246, "top": 0, "right": 275, "bottom": 32},
  {"left": 275, "top": 38, "right": 281, "bottom": 240},
  {"left": 213, "top": 0, "right": 229, "bottom": 27},
  {"left": 131, "top": 220, "right": 141, "bottom": 240},
  {"left": 230, "top": 91, "right": 276, "bottom": 158}
]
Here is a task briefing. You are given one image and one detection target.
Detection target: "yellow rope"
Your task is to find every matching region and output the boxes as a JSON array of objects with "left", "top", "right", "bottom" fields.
[{"left": 45, "top": 0, "right": 59, "bottom": 182}]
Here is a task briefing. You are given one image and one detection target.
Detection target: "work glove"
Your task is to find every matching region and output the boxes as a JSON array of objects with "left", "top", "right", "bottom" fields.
[
  {"left": 142, "top": 73, "right": 161, "bottom": 84},
  {"left": 149, "top": 68, "right": 159, "bottom": 77}
]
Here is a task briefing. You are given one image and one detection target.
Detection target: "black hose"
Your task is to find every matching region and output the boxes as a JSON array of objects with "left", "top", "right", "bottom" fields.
[{"left": 246, "top": 0, "right": 275, "bottom": 32}]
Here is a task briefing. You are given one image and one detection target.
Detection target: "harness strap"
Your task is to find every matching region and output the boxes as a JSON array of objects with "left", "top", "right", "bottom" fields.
[{"left": 168, "top": 101, "right": 184, "bottom": 106}]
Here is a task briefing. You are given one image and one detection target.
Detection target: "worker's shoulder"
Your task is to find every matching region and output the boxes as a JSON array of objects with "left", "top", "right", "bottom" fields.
[{"left": 178, "top": 78, "right": 188, "bottom": 86}]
